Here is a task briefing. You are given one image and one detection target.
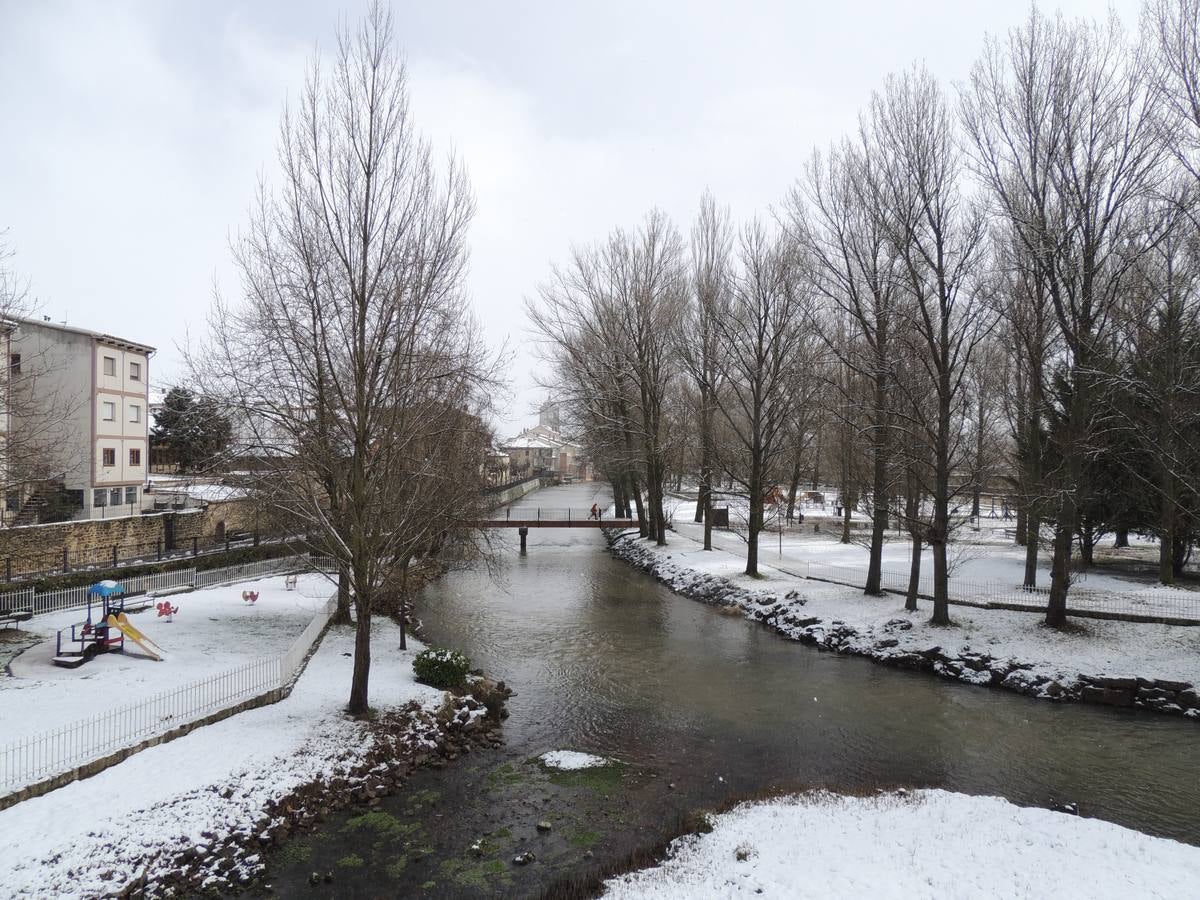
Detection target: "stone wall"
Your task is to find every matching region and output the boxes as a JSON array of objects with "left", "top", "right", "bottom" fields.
[{"left": 0, "top": 498, "right": 261, "bottom": 576}]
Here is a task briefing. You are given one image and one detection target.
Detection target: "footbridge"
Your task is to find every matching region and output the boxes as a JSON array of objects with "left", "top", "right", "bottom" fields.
[{"left": 474, "top": 507, "right": 637, "bottom": 529}]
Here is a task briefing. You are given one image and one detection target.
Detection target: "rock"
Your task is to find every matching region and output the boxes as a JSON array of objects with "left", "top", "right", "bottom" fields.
[
  {"left": 875, "top": 638, "right": 899, "bottom": 649},
  {"left": 735, "top": 844, "right": 755, "bottom": 862},
  {"left": 536, "top": 821, "right": 552, "bottom": 832},
  {"left": 308, "top": 872, "right": 321, "bottom": 886},
  {"left": 1153, "top": 679, "right": 1192, "bottom": 693},
  {"left": 1051, "top": 801, "right": 1078, "bottom": 815},
  {"left": 1081, "top": 685, "right": 1134, "bottom": 708},
  {"left": 1043, "top": 681, "right": 1064, "bottom": 698},
  {"left": 512, "top": 851, "right": 536, "bottom": 866}
]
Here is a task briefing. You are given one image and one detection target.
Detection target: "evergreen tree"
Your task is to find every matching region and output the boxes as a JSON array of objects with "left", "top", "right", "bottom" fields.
[{"left": 151, "top": 386, "right": 232, "bottom": 474}]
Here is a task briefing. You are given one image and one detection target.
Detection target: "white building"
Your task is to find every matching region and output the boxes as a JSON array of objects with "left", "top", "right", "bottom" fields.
[{"left": 8, "top": 318, "right": 154, "bottom": 519}]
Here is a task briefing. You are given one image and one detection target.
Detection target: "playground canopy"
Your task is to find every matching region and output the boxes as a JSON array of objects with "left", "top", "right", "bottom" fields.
[{"left": 88, "top": 580, "right": 125, "bottom": 598}]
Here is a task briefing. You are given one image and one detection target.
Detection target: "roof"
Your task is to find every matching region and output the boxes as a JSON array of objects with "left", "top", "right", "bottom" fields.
[
  {"left": 501, "top": 435, "right": 557, "bottom": 450},
  {"left": 14, "top": 316, "right": 156, "bottom": 354}
]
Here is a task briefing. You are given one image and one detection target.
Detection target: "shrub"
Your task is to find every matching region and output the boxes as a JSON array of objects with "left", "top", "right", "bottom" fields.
[{"left": 413, "top": 647, "right": 471, "bottom": 689}]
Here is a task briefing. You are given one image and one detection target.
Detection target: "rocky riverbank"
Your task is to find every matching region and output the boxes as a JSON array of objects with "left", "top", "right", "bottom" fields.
[{"left": 607, "top": 531, "right": 1200, "bottom": 721}]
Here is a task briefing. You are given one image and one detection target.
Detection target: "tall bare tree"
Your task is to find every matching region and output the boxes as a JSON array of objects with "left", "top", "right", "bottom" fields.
[
  {"left": 874, "top": 65, "right": 991, "bottom": 625},
  {"left": 193, "top": 4, "right": 496, "bottom": 714}
]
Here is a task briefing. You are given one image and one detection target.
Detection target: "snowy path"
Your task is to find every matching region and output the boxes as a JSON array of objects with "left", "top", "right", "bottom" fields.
[{"left": 602, "top": 789, "right": 1200, "bottom": 899}]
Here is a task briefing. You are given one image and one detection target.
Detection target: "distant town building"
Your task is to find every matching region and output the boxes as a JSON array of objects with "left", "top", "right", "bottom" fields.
[{"left": 500, "top": 421, "right": 591, "bottom": 482}]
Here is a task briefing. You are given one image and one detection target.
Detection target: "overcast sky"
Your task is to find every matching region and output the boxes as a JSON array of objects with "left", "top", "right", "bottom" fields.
[{"left": 0, "top": 0, "right": 1143, "bottom": 436}]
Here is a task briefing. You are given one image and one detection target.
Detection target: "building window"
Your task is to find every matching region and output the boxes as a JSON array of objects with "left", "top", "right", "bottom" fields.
[
  {"left": 109, "top": 487, "right": 122, "bottom": 506},
  {"left": 102, "top": 401, "right": 115, "bottom": 421},
  {"left": 125, "top": 486, "right": 138, "bottom": 505},
  {"left": 129, "top": 404, "right": 140, "bottom": 423},
  {"left": 102, "top": 447, "right": 115, "bottom": 467},
  {"left": 103, "top": 356, "right": 116, "bottom": 376},
  {"left": 129, "top": 448, "right": 141, "bottom": 466},
  {"left": 93, "top": 488, "right": 106, "bottom": 507},
  {"left": 129, "top": 361, "right": 141, "bottom": 381},
  {"left": 8, "top": 353, "right": 20, "bottom": 376}
]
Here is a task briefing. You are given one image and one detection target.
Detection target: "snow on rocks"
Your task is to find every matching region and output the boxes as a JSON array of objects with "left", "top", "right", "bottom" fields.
[
  {"left": 539, "top": 750, "right": 612, "bottom": 770},
  {"left": 606, "top": 532, "right": 1200, "bottom": 721},
  {"left": 601, "top": 789, "right": 1200, "bottom": 899}
]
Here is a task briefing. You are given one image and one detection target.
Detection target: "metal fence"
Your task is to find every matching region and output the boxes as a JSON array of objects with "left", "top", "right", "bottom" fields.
[
  {"left": 782, "top": 558, "right": 1200, "bottom": 624},
  {"left": 0, "top": 591, "right": 337, "bottom": 796},
  {"left": 1, "top": 554, "right": 316, "bottom": 620}
]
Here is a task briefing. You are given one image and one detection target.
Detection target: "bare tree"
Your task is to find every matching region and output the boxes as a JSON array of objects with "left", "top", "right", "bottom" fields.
[
  {"left": 874, "top": 65, "right": 991, "bottom": 626},
  {"left": 679, "top": 192, "right": 733, "bottom": 550},
  {"left": 711, "top": 220, "right": 817, "bottom": 576},
  {"left": 193, "top": 4, "right": 496, "bottom": 714}
]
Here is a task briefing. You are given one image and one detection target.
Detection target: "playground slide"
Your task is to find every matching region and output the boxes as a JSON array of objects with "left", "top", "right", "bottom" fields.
[{"left": 106, "top": 614, "right": 164, "bottom": 661}]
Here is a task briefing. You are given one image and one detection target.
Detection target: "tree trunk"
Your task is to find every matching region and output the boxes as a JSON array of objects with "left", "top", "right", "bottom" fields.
[
  {"left": 348, "top": 581, "right": 372, "bottom": 715},
  {"left": 866, "top": 436, "right": 888, "bottom": 595},
  {"left": 786, "top": 451, "right": 803, "bottom": 525},
  {"left": 1022, "top": 513, "right": 1038, "bottom": 590},
  {"left": 746, "top": 485, "right": 761, "bottom": 577},
  {"left": 398, "top": 558, "right": 410, "bottom": 651},
  {"left": 1046, "top": 518, "right": 1074, "bottom": 628},
  {"left": 1159, "top": 473, "right": 1176, "bottom": 585},
  {"left": 629, "top": 472, "right": 647, "bottom": 538},
  {"left": 905, "top": 490, "right": 920, "bottom": 611},
  {"left": 1113, "top": 527, "right": 1128, "bottom": 549},
  {"left": 334, "top": 565, "right": 352, "bottom": 624}
]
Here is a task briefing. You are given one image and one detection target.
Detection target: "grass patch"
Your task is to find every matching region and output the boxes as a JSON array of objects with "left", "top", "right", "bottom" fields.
[
  {"left": 404, "top": 788, "right": 441, "bottom": 813},
  {"left": 337, "top": 853, "right": 365, "bottom": 869}
]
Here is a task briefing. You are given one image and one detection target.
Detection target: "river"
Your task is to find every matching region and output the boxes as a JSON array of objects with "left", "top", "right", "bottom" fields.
[{"left": 267, "top": 483, "right": 1200, "bottom": 898}]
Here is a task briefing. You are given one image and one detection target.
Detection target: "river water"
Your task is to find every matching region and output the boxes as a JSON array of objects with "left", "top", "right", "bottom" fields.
[{"left": 268, "top": 483, "right": 1200, "bottom": 898}]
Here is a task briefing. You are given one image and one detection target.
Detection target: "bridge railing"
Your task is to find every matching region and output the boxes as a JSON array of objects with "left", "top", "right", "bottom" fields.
[{"left": 494, "top": 506, "right": 621, "bottom": 522}]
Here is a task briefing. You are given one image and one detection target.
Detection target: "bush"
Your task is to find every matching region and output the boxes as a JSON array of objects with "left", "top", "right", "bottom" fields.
[{"left": 413, "top": 647, "right": 471, "bottom": 689}]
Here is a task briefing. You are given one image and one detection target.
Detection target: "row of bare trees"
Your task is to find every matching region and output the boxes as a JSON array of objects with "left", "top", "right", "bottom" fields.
[{"left": 531, "top": 2, "right": 1200, "bottom": 628}]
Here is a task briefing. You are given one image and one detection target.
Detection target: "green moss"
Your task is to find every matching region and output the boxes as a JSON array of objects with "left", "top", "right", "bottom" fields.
[
  {"left": 568, "top": 828, "right": 601, "bottom": 848},
  {"left": 420, "top": 882, "right": 436, "bottom": 890},
  {"left": 274, "top": 841, "right": 313, "bottom": 865},
  {"left": 437, "top": 856, "right": 511, "bottom": 890},
  {"left": 485, "top": 763, "right": 527, "bottom": 790},
  {"left": 341, "top": 810, "right": 419, "bottom": 840},
  {"left": 544, "top": 761, "right": 626, "bottom": 793},
  {"left": 490, "top": 826, "right": 513, "bottom": 839},
  {"left": 337, "top": 853, "right": 365, "bottom": 869}
]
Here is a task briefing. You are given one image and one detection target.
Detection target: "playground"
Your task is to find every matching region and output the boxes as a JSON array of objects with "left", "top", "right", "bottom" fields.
[{"left": 1, "top": 573, "right": 333, "bottom": 750}]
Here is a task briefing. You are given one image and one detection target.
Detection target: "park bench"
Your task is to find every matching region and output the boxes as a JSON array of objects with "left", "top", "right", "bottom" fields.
[{"left": 0, "top": 606, "right": 33, "bottom": 630}]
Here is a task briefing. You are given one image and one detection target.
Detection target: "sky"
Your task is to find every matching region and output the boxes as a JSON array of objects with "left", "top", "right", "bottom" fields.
[{"left": 0, "top": 0, "right": 1144, "bottom": 437}]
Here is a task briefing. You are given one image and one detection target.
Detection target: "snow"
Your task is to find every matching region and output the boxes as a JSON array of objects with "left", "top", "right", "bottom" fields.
[
  {"left": 0, "top": 618, "right": 443, "bottom": 899},
  {"left": 664, "top": 493, "right": 1200, "bottom": 621},
  {"left": 539, "top": 750, "right": 612, "bottom": 770},
  {"left": 602, "top": 789, "right": 1200, "bottom": 899},
  {"left": 615, "top": 521, "right": 1200, "bottom": 697},
  {"left": 1, "top": 574, "right": 333, "bottom": 749}
]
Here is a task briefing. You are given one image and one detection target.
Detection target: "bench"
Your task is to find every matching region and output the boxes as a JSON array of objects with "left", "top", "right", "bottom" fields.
[{"left": 0, "top": 607, "right": 33, "bottom": 630}]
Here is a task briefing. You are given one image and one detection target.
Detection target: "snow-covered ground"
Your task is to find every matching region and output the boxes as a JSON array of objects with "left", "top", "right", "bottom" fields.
[
  {"left": 1, "top": 574, "right": 333, "bottom": 747},
  {"left": 610, "top": 526, "right": 1200, "bottom": 715},
  {"left": 602, "top": 789, "right": 1200, "bottom": 899},
  {"left": 0, "top": 619, "right": 444, "bottom": 899},
  {"left": 662, "top": 496, "right": 1200, "bottom": 621}
]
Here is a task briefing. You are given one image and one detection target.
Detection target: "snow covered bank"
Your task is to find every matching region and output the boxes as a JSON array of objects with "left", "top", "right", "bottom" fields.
[
  {"left": 0, "top": 619, "right": 501, "bottom": 899},
  {"left": 608, "top": 532, "right": 1200, "bottom": 720},
  {"left": 602, "top": 789, "right": 1200, "bottom": 899}
]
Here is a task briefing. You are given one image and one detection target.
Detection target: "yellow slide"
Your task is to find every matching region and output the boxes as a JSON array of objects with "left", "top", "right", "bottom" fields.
[{"left": 106, "top": 613, "right": 164, "bottom": 661}]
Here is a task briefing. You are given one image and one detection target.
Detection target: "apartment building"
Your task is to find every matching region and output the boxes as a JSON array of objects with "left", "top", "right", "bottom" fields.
[{"left": 8, "top": 318, "right": 154, "bottom": 520}]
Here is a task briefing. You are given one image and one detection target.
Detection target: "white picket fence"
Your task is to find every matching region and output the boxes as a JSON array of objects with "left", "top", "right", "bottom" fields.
[
  {"left": 2, "top": 555, "right": 315, "bottom": 619},
  {"left": 0, "top": 562, "right": 338, "bottom": 797}
]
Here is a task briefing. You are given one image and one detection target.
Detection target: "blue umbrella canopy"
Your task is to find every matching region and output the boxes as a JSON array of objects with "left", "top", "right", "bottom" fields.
[{"left": 88, "top": 580, "right": 124, "bottom": 597}]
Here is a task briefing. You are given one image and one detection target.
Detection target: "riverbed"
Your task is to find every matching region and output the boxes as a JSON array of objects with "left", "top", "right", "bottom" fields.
[{"left": 266, "top": 483, "right": 1200, "bottom": 898}]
